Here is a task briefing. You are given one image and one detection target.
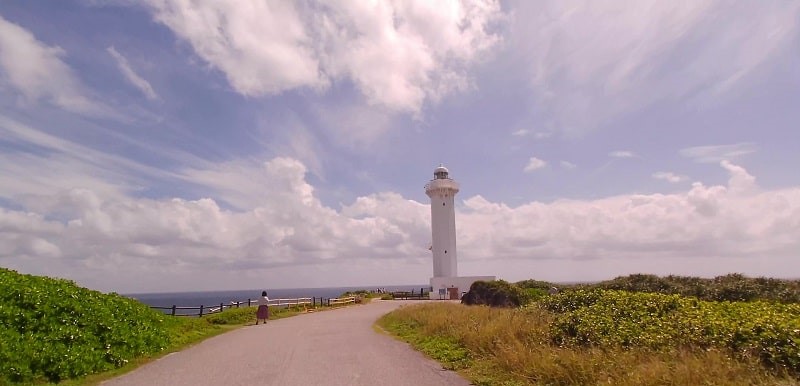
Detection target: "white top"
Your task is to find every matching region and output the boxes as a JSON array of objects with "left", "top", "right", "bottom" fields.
[{"left": 258, "top": 296, "right": 270, "bottom": 306}]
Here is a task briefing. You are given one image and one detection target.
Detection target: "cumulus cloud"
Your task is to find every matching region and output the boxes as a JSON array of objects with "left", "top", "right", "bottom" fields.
[
  {"left": 652, "top": 171, "right": 686, "bottom": 183},
  {"left": 106, "top": 46, "right": 158, "bottom": 100},
  {"left": 511, "top": 1, "right": 800, "bottom": 135},
  {"left": 459, "top": 162, "right": 799, "bottom": 263},
  {"left": 0, "top": 158, "right": 432, "bottom": 291},
  {"left": 680, "top": 143, "right": 757, "bottom": 163},
  {"left": 1, "top": 156, "right": 799, "bottom": 292},
  {"left": 560, "top": 161, "right": 576, "bottom": 170},
  {"left": 143, "top": 0, "right": 504, "bottom": 114},
  {"left": 0, "top": 16, "right": 103, "bottom": 115},
  {"left": 523, "top": 157, "right": 547, "bottom": 172}
]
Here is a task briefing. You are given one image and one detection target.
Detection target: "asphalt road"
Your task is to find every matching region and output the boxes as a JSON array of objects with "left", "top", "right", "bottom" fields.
[{"left": 103, "top": 300, "right": 471, "bottom": 386}]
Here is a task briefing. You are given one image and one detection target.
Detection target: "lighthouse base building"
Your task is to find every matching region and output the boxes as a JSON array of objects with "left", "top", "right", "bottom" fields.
[
  {"left": 425, "top": 165, "right": 494, "bottom": 300},
  {"left": 430, "top": 276, "right": 496, "bottom": 300}
]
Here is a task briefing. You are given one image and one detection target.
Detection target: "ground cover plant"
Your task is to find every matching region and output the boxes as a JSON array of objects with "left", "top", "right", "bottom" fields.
[
  {"left": 590, "top": 273, "right": 800, "bottom": 303},
  {"left": 542, "top": 289, "right": 800, "bottom": 376},
  {"left": 0, "top": 268, "right": 175, "bottom": 384},
  {"left": 378, "top": 302, "right": 794, "bottom": 385},
  {"left": 379, "top": 275, "right": 800, "bottom": 386},
  {"left": 0, "top": 268, "right": 322, "bottom": 385}
]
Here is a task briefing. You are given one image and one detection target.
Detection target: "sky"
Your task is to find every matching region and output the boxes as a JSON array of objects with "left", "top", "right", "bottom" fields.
[{"left": 0, "top": 1, "right": 799, "bottom": 294}]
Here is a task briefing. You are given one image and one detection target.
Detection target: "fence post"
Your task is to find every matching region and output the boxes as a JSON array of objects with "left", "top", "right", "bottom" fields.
[
  {"left": 199, "top": 305, "right": 204, "bottom": 317},
  {"left": 171, "top": 305, "right": 176, "bottom": 316},
  {"left": 220, "top": 302, "right": 224, "bottom": 314},
  {"left": 248, "top": 298, "right": 251, "bottom": 307},
  {"left": 312, "top": 297, "right": 316, "bottom": 308}
]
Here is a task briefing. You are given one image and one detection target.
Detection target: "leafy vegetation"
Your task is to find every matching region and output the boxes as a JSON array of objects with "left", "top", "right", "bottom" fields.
[
  {"left": 378, "top": 302, "right": 792, "bottom": 385},
  {"left": 461, "top": 280, "right": 529, "bottom": 307},
  {"left": 0, "top": 268, "right": 318, "bottom": 385},
  {"left": 591, "top": 273, "right": 800, "bottom": 303},
  {"left": 380, "top": 273, "right": 800, "bottom": 385},
  {"left": 542, "top": 289, "right": 800, "bottom": 375},
  {"left": 0, "top": 268, "right": 174, "bottom": 384}
]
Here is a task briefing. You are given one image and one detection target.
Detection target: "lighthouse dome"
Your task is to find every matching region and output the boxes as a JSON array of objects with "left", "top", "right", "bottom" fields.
[{"left": 433, "top": 165, "right": 449, "bottom": 179}]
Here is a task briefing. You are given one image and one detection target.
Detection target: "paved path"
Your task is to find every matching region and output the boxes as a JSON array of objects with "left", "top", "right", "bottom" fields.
[{"left": 104, "top": 300, "right": 471, "bottom": 386}]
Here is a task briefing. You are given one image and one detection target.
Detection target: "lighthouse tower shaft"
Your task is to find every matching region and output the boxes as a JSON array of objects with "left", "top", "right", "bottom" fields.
[{"left": 425, "top": 167, "right": 459, "bottom": 278}]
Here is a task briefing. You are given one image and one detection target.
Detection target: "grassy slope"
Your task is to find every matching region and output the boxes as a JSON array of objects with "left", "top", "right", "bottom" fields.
[{"left": 378, "top": 302, "right": 799, "bottom": 386}]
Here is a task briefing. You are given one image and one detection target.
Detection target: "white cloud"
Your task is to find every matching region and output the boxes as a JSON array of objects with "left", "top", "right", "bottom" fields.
[
  {"left": 652, "top": 171, "right": 686, "bottom": 183},
  {"left": 680, "top": 143, "right": 757, "bottom": 163},
  {"left": 1, "top": 157, "right": 798, "bottom": 292},
  {"left": 609, "top": 150, "right": 635, "bottom": 158},
  {"left": 143, "top": 0, "right": 504, "bottom": 114},
  {"left": 511, "top": 1, "right": 800, "bottom": 135},
  {"left": 460, "top": 162, "right": 799, "bottom": 264},
  {"left": 560, "top": 161, "right": 576, "bottom": 170},
  {"left": 523, "top": 157, "right": 547, "bottom": 172},
  {"left": 0, "top": 16, "right": 103, "bottom": 115},
  {"left": 512, "top": 129, "right": 529, "bottom": 136},
  {"left": 106, "top": 46, "right": 159, "bottom": 100}
]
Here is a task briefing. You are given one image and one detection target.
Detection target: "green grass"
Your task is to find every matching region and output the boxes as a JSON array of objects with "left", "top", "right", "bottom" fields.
[{"left": 377, "top": 301, "right": 800, "bottom": 386}]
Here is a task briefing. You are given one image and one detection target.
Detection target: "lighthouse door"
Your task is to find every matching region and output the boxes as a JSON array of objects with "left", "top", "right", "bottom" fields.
[{"left": 447, "top": 287, "right": 459, "bottom": 300}]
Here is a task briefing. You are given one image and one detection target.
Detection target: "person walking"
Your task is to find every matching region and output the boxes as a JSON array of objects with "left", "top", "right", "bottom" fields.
[{"left": 256, "top": 291, "right": 270, "bottom": 325}]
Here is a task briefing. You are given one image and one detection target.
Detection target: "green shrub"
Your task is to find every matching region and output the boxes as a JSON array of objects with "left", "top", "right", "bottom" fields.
[
  {"left": 0, "top": 268, "right": 172, "bottom": 383},
  {"left": 593, "top": 273, "right": 800, "bottom": 303},
  {"left": 379, "top": 302, "right": 791, "bottom": 385},
  {"left": 515, "top": 279, "right": 556, "bottom": 290},
  {"left": 542, "top": 289, "right": 800, "bottom": 375},
  {"left": 523, "top": 288, "right": 549, "bottom": 302},
  {"left": 461, "top": 280, "right": 528, "bottom": 307}
]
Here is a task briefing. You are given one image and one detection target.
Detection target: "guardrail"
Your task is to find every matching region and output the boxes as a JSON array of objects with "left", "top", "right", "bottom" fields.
[
  {"left": 327, "top": 296, "right": 356, "bottom": 306},
  {"left": 391, "top": 290, "right": 428, "bottom": 299},
  {"left": 150, "top": 296, "right": 335, "bottom": 317}
]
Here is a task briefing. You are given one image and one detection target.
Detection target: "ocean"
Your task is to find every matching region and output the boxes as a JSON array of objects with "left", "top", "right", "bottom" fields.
[{"left": 127, "top": 284, "right": 428, "bottom": 314}]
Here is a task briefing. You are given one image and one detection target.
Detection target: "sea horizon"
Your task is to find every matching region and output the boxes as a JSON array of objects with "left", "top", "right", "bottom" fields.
[{"left": 127, "top": 284, "right": 429, "bottom": 310}]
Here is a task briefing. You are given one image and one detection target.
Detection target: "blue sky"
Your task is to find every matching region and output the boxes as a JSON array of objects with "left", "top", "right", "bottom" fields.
[{"left": 1, "top": 1, "right": 799, "bottom": 293}]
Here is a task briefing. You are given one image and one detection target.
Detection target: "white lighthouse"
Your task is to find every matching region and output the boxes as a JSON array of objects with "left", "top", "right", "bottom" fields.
[
  {"left": 425, "top": 165, "right": 494, "bottom": 300},
  {"left": 426, "top": 165, "right": 459, "bottom": 278}
]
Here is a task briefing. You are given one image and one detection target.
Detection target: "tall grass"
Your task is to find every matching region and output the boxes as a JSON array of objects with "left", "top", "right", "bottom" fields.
[{"left": 378, "top": 303, "right": 797, "bottom": 385}]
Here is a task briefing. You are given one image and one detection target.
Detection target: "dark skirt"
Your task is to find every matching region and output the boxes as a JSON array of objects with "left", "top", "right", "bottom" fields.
[{"left": 256, "top": 305, "right": 269, "bottom": 319}]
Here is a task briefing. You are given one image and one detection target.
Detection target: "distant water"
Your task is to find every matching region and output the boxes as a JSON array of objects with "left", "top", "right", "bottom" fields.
[{"left": 127, "top": 285, "right": 427, "bottom": 313}]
